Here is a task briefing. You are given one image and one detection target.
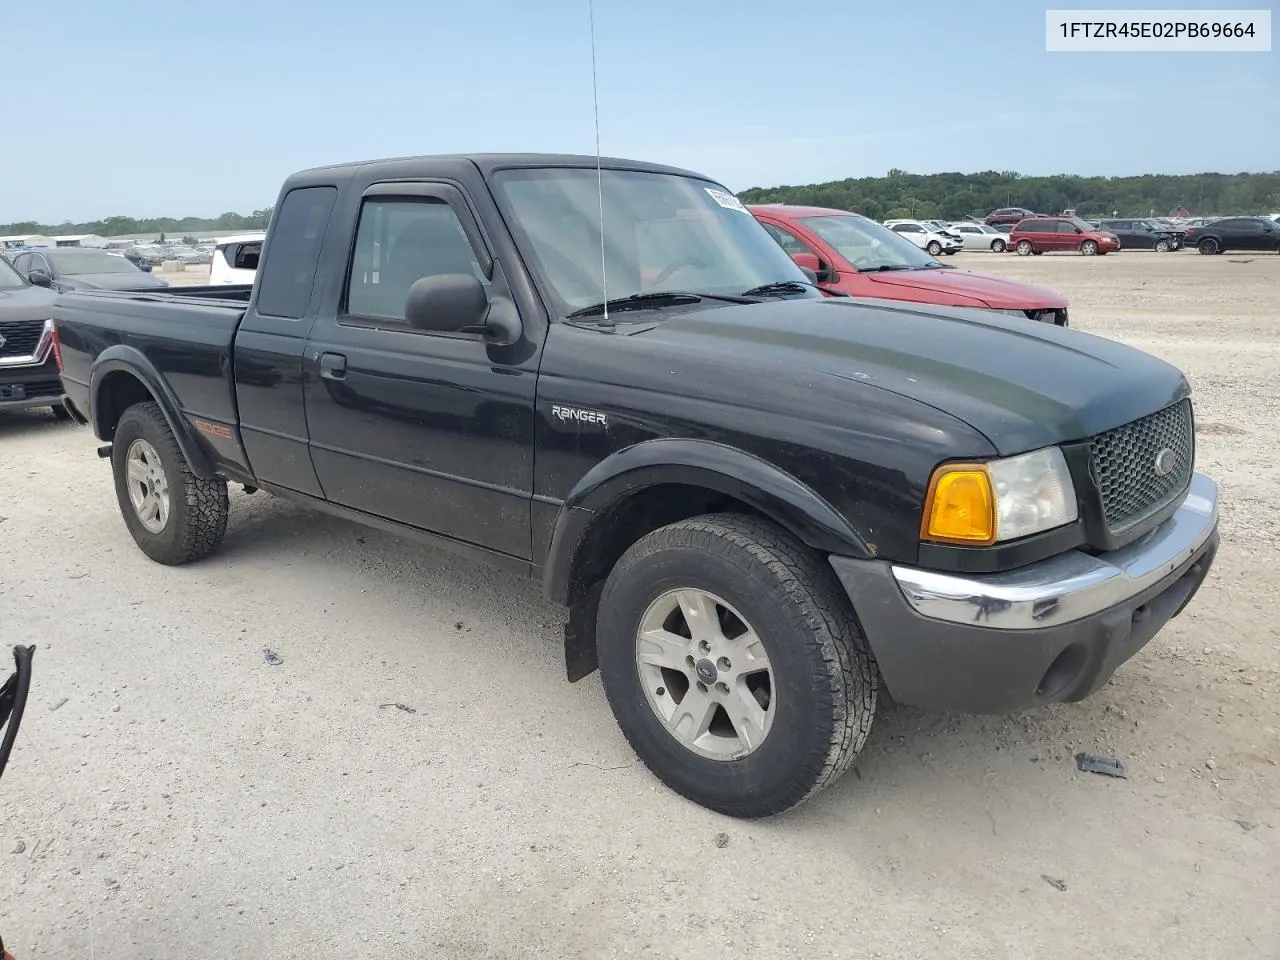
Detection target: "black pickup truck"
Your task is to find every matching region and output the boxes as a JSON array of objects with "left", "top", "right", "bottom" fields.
[{"left": 53, "top": 154, "right": 1219, "bottom": 818}]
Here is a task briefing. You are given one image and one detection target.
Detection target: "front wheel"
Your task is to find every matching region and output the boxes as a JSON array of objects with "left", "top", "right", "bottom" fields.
[
  {"left": 925, "top": 241, "right": 943, "bottom": 256},
  {"left": 991, "top": 239, "right": 1007, "bottom": 253},
  {"left": 1081, "top": 240, "right": 1099, "bottom": 256},
  {"left": 111, "top": 401, "right": 229, "bottom": 565},
  {"left": 596, "top": 514, "right": 877, "bottom": 818},
  {"left": 1154, "top": 239, "right": 1171, "bottom": 253},
  {"left": 1016, "top": 240, "right": 1033, "bottom": 256}
]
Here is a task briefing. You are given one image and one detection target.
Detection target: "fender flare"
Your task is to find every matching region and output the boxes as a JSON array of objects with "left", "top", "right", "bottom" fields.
[
  {"left": 542, "top": 438, "right": 871, "bottom": 605},
  {"left": 89, "top": 346, "right": 216, "bottom": 479}
]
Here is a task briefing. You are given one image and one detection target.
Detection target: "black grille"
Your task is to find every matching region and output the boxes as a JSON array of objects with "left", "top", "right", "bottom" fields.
[
  {"left": 0, "top": 319, "right": 45, "bottom": 358},
  {"left": 1090, "top": 399, "right": 1194, "bottom": 534}
]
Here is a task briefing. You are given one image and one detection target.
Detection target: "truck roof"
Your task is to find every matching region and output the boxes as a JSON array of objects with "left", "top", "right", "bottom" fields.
[{"left": 287, "top": 153, "right": 711, "bottom": 183}]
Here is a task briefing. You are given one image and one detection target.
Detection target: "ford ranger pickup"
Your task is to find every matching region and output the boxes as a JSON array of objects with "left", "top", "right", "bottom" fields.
[{"left": 52, "top": 153, "right": 1219, "bottom": 818}]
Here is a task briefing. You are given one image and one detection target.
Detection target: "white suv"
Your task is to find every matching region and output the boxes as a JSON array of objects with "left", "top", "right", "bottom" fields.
[
  {"left": 884, "top": 220, "right": 961, "bottom": 256},
  {"left": 209, "top": 233, "right": 266, "bottom": 285}
]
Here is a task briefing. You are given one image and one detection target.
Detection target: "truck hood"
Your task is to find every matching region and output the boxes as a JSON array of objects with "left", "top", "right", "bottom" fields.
[
  {"left": 0, "top": 284, "right": 59, "bottom": 321},
  {"left": 645, "top": 297, "right": 1188, "bottom": 455},
  {"left": 858, "top": 267, "right": 1067, "bottom": 310}
]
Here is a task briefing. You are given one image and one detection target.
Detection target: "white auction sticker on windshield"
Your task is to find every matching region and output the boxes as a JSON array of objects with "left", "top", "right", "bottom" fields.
[{"left": 705, "top": 188, "right": 749, "bottom": 213}]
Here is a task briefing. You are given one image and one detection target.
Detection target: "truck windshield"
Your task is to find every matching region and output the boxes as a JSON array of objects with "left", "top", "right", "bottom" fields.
[
  {"left": 493, "top": 168, "right": 816, "bottom": 314},
  {"left": 799, "top": 214, "right": 941, "bottom": 271},
  {"left": 0, "top": 257, "right": 26, "bottom": 290},
  {"left": 49, "top": 250, "right": 140, "bottom": 275}
]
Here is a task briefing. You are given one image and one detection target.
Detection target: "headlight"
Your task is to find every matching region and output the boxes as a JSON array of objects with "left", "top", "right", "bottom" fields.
[{"left": 922, "top": 447, "right": 1077, "bottom": 545}]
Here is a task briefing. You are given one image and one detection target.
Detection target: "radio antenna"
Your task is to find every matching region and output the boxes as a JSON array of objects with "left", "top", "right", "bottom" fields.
[{"left": 587, "top": 0, "right": 613, "bottom": 330}]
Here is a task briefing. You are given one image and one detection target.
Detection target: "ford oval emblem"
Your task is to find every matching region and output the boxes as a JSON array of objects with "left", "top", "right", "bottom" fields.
[{"left": 1153, "top": 447, "right": 1177, "bottom": 477}]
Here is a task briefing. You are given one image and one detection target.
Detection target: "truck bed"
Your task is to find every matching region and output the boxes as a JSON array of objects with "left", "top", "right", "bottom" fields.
[{"left": 54, "top": 287, "right": 248, "bottom": 448}]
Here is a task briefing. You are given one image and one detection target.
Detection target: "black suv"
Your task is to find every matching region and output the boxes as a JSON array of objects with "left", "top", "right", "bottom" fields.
[
  {"left": 1097, "top": 219, "right": 1184, "bottom": 252},
  {"left": 1183, "top": 217, "right": 1280, "bottom": 255},
  {"left": 0, "top": 254, "right": 68, "bottom": 419}
]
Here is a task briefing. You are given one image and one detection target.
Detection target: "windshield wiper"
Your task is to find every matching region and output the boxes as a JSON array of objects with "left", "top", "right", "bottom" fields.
[
  {"left": 862, "top": 264, "right": 917, "bottom": 272},
  {"left": 738, "top": 279, "right": 842, "bottom": 298},
  {"left": 565, "top": 290, "right": 759, "bottom": 320}
]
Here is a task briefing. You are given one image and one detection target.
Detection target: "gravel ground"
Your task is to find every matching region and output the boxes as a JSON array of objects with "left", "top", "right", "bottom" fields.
[{"left": 1, "top": 250, "right": 1277, "bottom": 959}]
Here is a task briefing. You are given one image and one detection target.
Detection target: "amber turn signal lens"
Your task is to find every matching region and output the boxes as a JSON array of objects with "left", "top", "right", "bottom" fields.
[{"left": 922, "top": 465, "right": 996, "bottom": 544}]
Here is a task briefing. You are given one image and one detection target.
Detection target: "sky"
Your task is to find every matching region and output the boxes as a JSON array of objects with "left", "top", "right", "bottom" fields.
[{"left": 2, "top": 0, "right": 1276, "bottom": 222}]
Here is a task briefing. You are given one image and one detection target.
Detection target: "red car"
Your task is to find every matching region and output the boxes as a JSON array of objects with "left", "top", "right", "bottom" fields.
[
  {"left": 985, "top": 206, "right": 1040, "bottom": 226},
  {"left": 1008, "top": 217, "right": 1121, "bottom": 256},
  {"left": 749, "top": 204, "right": 1069, "bottom": 325}
]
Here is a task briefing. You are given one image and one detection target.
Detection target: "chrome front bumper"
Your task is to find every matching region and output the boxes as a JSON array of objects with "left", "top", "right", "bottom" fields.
[{"left": 891, "top": 473, "right": 1219, "bottom": 630}]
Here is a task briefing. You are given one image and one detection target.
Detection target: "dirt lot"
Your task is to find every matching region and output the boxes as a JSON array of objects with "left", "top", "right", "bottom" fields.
[{"left": 1, "top": 251, "right": 1277, "bottom": 959}]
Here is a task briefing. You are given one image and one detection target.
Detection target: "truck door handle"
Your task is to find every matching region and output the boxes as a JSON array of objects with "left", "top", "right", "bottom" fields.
[{"left": 319, "top": 352, "right": 347, "bottom": 380}]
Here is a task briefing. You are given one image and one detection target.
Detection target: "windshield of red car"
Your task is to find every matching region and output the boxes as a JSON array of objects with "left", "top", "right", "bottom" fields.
[{"left": 799, "top": 214, "right": 940, "bottom": 270}]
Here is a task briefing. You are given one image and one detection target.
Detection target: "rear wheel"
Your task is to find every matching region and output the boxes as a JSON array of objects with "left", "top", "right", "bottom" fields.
[
  {"left": 596, "top": 514, "right": 877, "bottom": 818},
  {"left": 926, "top": 241, "right": 943, "bottom": 256},
  {"left": 991, "top": 239, "right": 1006, "bottom": 253},
  {"left": 1198, "top": 237, "right": 1219, "bottom": 255},
  {"left": 111, "top": 401, "right": 229, "bottom": 565},
  {"left": 1081, "top": 240, "right": 1099, "bottom": 256},
  {"left": 1016, "top": 240, "right": 1033, "bottom": 256}
]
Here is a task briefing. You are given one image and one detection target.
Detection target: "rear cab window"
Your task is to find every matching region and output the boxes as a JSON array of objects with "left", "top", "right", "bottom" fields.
[{"left": 255, "top": 186, "right": 337, "bottom": 318}]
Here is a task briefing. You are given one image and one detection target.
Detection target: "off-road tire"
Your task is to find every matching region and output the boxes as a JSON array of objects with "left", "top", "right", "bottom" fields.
[
  {"left": 596, "top": 513, "right": 878, "bottom": 818},
  {"left": 111, "top": 401, "right": 229, "bottom": 565}
]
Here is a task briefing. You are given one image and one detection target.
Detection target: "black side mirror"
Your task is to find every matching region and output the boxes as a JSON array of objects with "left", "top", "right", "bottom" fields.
[
  {"left": 27, "top": 270, "right": 52, "bottom": 287},
  {"left": 404, "top": 273, "right": 521, "bottom": 346}
]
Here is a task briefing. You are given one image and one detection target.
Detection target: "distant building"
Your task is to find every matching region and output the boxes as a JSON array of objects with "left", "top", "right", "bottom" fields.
[
  {"left": 0, "top": 234, "right": 55, "bottom": 249},
  {"left": 51, "top": 234, "right": 109, "bottom": 248}
]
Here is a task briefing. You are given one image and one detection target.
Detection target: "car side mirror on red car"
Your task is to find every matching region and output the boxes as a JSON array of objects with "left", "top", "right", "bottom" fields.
[{"left": 790, "top": 251, "right": 835, "bottom": 283}]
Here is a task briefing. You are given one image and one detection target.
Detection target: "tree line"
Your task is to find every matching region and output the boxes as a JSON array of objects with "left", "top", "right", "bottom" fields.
[
  {"left": 5, "top": 169, "right": 1279, "bottom": 236},
  {"left": 737, "top": 170, "right": 1280, "bottom": 221},
  {"left": 0, "top": 209, "right": 273, "bottom": 238}
]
